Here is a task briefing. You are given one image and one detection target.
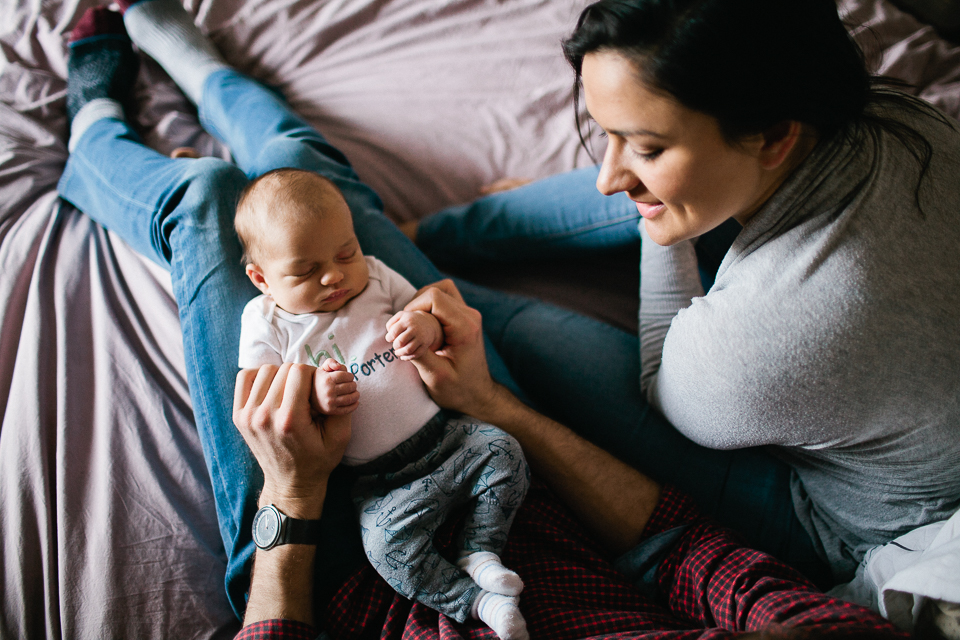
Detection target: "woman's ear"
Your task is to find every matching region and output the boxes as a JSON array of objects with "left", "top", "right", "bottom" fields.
[
  {"left": 245, "top": 263, "right": 270, "bottom": 295},
  {"left": 758, "top": 121, "right": 804, "bottom": 170}
]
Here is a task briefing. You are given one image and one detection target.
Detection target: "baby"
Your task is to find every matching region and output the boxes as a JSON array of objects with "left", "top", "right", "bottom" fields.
[{"left": 235, "top": 168, "right": 530, "bottom": 640}]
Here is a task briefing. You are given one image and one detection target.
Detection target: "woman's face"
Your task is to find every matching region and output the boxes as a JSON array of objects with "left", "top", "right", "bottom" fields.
[{"left": 582, "top": 51, "right": 780, "bottom": 246}]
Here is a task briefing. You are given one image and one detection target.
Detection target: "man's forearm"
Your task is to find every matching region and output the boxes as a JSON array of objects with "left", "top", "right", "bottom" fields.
[
  {"left": 243, "top": 545, "right": 318, "bottom": 627},
  {"left": 242, "top": 486, "right": 328, "bottom": 628},
  {"left": 473, "top": 384, "right": 661, "bottom": 556}
]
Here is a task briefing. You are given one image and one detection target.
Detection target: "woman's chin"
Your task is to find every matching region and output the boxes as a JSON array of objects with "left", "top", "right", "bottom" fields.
[{"left": 642, "top": 219, "right": 688, "bottom": 247}]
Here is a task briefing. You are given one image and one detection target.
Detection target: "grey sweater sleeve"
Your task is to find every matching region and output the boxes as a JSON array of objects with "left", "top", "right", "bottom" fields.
[{"left": 638, "top": 224, "right": 703, "bottom": 408}]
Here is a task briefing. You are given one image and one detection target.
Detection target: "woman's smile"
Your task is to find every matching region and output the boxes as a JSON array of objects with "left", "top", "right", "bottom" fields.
[
  {"left": 582, "top": 50, "right": 807, "bottom": 246},
  {"left": 634, "top": 200, "right": 666, "bottom": 219}
]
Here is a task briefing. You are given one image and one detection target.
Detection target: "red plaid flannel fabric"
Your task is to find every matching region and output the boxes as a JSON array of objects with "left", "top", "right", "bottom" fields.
[
  {"left": 235, "top": 619, "right": 315, "bottom": 640},
  {"left": 236, "top": 482, "right": 905, "bottom": 640}
]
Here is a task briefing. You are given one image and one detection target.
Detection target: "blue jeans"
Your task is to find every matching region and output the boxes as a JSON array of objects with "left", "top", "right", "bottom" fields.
[
  {"left": 418, "top": 168, "right": 834, "bottom": 588},
  {"left": 56, "top": 69, "right": 522, "bottom": 616}
]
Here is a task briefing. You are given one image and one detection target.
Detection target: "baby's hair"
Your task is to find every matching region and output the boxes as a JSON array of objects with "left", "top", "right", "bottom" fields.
[{"left": 235, "top": 168, "right": 345, "bottom": 266}]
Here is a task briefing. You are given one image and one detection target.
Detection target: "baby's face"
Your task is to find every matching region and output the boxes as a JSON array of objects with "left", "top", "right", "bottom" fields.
[{"left": 248, "top": 201, "right": 369, "bottom": 314}]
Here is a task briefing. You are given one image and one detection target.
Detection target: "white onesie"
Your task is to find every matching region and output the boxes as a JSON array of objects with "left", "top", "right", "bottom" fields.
[{"left": 238, "top": 256, "right": 440, "bottom": 465}]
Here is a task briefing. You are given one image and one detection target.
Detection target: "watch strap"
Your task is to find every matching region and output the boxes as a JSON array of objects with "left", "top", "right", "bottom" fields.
[{"left": 280, "top": 514, "right": 323, "bottom": 545}]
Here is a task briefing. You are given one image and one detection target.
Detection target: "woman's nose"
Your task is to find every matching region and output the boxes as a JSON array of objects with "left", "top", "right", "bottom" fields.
[{"left": 596, "top": 141, "right": 641, "bottom": 196}]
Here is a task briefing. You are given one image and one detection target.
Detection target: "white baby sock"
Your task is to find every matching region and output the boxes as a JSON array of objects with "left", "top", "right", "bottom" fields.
[
  {"left": 123, "top": 0, "right": 227, "bottom": 105},
  {"left": 458, "top": 551, "right": 524, "bottom": 596},
  {"left": 472, "top": 590, "right": 529, "bottom": 640}
]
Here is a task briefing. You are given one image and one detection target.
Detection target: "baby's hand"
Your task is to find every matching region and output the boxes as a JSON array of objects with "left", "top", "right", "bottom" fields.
[
  {"left": 312, "top": 358, "right": 359, "bottom": 415},
  {"left": 385, "top": 310, "right": 443, "bottom": 360}
]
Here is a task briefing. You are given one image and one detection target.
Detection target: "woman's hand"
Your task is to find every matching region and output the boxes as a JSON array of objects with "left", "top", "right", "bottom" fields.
[
  {"left": 402, "top": 280, "right": 502, "bottom": 420},
  {"left": 233, "top": 363, "right": 352, "bottom": 519}
]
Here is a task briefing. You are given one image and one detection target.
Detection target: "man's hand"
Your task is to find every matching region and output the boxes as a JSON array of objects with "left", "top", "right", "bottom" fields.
[
  {"left": 312, "top": 358, "right": 359, "bottom": 415},
  {"left": 404, "top": 280, "right": 661, "bottom": 555},
  {"left": 385, "top": 309, "right": 443, "bottom": 360},
  {"left": 233, "top": 363, "right": 352, "bottom": 519},
  {"left": 401, "top": 280, "right": 502, "bottom": 419}
]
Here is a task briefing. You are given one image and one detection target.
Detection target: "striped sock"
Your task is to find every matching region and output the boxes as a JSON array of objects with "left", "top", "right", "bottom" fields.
[
  {"left": 471, "top": 590, "right": 529, "bottom": 640},
  {"left": 458, "top": 551, "right": 524, "bottom": 596}
]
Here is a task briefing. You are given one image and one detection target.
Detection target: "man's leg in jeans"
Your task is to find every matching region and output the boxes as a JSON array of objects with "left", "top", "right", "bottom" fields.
[{"left": 58, "top": 117, "right": 268, "bottom": 614}]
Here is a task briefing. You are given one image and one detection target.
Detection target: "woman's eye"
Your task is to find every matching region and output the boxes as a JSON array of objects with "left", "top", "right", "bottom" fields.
[{"left": 636, "top": 148, "right": 663, "bottom": 161}]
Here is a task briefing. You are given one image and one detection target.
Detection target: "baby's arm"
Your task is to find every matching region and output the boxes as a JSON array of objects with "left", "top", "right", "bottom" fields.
[
  {"left": 313, "top": 358, "right": 359, "bottom": 415},
  {"left": 385, "top": 310, "right": 443, "bottom": 360}
]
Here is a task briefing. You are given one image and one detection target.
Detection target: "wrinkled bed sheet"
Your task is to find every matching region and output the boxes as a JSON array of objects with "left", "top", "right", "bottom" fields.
[{"left": 2, "top": 0, "right": 959, "bottom": 637}]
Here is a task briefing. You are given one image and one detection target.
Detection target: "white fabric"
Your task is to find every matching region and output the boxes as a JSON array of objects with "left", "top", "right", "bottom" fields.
[
  {"left": 68, "top": 97, "right": 124, "bottom": 151},
  {"left": 238, "top": 256, "right": 439, "bottom": 465},
  {"left": 832, "top": 508, "right": 960, "bottom": 635}
]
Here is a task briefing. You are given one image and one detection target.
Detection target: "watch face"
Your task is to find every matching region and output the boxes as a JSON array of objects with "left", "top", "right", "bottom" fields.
[{"left": 253, "top": 505, "right": 282, "bottom": 549}]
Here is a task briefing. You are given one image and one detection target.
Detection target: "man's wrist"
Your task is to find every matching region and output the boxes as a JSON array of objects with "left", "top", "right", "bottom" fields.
[
  {"left": 244, "top": 543, "right": 318, "bottom": 627},
  {"left": 468, "top": 382, "right": 519, "bottom": 426},
  {"left": 258, "top": 482, "right": 327, "bottom": 521}
]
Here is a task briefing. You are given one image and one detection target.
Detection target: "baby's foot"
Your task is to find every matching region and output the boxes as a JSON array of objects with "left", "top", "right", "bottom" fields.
[
  {"left": 458, "top": 551, "right": 524, "bottom": 596},
  {"left": 118, "top": 0, "right": 227, "bottom": 105},
  {"left": 472, "top": 590, "right": 529, "bottom": 640},
  {"left": 66, "top": 7, "right": 138, "bottom": 149}
]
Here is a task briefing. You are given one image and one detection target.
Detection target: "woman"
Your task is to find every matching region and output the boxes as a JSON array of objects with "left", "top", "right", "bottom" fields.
[{"left": 410, "top": 0, "right": 960, "bottom": 586}]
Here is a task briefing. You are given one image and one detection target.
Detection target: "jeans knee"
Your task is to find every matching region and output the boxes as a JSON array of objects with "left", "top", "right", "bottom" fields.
[
  {"left": 178, "top": 158, "right": 249, "bottom": 231},
  {"left": 252, "top": 136, "right": 352, "bottom": 178}
]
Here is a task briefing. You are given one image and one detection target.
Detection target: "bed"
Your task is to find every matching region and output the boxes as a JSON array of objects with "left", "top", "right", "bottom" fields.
[{"left": 2, "top": 0, "right": 960, "bottom": 637}]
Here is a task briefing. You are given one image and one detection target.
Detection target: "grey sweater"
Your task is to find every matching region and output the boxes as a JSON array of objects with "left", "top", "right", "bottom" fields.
[{"left": 639, "top": 100, "right": 960, "bottom": 580}]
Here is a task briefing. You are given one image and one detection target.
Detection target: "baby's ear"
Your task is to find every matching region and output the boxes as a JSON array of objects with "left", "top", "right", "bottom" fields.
[{"left": 245, "top": 264, "right": 270, "bottom": 294}]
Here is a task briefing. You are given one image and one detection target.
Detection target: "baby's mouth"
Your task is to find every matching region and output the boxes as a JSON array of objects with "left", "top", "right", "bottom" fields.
[{"left": 324, "top": 288, "right": 349, "bottom": 303}]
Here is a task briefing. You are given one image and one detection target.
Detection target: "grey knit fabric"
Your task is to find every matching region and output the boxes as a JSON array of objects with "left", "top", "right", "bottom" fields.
[{"left": 639, "top": 98, "right": 960, "bottom": 580}]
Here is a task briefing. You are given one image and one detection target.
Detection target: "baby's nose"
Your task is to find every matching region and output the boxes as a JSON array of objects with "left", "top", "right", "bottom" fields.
[{"left": 321, "top": 269, "right": 344, "bottom": 286}]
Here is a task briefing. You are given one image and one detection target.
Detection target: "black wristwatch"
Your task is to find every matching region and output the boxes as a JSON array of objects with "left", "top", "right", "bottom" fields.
[{"left": 252, "top": 504, "right": 322, "bottom": 550}]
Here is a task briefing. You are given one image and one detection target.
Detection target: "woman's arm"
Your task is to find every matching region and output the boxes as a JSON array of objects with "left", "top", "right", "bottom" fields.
[
  {"left": 404, "top": 281, "right": 660, "bottom": 555},
  {"left": 638, "top": 224, "right": 703, "bottom": 403}
]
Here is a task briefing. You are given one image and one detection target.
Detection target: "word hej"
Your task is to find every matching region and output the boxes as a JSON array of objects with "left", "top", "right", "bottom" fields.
[{"left": 304, "top": 334, "right": 400, "bottom": 380}]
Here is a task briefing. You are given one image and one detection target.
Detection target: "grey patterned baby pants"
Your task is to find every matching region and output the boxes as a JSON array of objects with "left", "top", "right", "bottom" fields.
[{"left": 350, "top": 412, "right": 530, "bottom": 622}]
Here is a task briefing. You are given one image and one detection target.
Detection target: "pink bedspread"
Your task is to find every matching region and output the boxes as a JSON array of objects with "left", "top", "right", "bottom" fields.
[{"left": 1, "top": 0, "right": 959, "bottom": 637}]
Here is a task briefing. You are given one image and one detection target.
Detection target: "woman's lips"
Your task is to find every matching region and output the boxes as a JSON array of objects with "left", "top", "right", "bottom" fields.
[{"left": 635, "top": 201, "right": 666, "bottom": 219}]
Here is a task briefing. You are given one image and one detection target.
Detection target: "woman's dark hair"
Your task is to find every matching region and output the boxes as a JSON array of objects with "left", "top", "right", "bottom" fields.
[{"left": 562, "top": 0, "right": 950, "bottom": 208}]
